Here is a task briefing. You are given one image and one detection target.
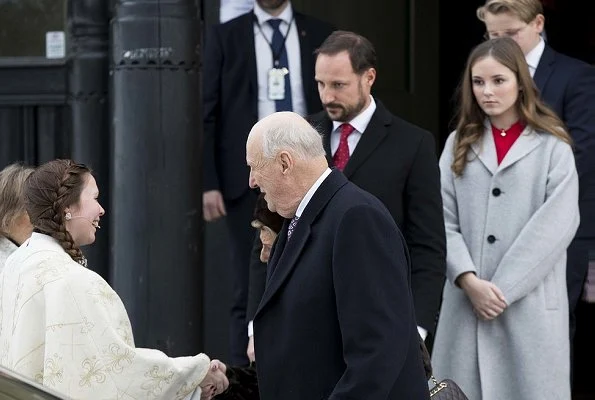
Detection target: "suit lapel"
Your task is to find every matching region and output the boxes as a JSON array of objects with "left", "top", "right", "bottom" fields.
[
  {"left": 343, "top": 103, "right": 390, "bottom": 178},
  {"left": 256, "top": 170, "right": 348, "bottom": 316},
  {"left": 533, "top": 45, "right": 555, "bottom": 92},
  {"left": 266, "top": 219, "right": 290, "bottom": 281},
  {"left": 498, "top": 127, "right": 543, "bottom": 170},
  {"left": 309, "top": 113, "right": 334, "bottom": 163}
]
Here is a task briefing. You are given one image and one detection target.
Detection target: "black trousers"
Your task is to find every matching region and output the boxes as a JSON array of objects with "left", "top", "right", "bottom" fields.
[
  {"left": 566, "top": 236, "right": 594, "bottom": 385},
  {"left": 224, "top": 190, "right": 259, "bottom": 366},
  {"left": 567, "top": 237, "right": 593, "bottom": 340}
]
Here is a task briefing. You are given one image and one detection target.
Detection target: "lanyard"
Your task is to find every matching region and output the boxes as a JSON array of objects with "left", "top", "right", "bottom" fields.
[{"left": 253, "top": 13, "right": 295, "bottom": 67}]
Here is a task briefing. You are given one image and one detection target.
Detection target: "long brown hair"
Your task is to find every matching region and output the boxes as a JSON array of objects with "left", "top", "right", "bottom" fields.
[
  {"left": 452, "top": 37, "right": 570, "bottom": 176},
  {"left": 24, "top": 159, "right": 91, "bottom": 262}
]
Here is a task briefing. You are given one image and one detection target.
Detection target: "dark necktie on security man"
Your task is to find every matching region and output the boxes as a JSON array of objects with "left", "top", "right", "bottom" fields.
[{"left": 267, "top": 18, "right": 293, "bottom": 112}]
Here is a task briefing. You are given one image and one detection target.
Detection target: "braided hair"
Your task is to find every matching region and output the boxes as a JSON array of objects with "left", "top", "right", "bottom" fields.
[{"left": 24, "top": 159, "right": 91, "bottom": 263}]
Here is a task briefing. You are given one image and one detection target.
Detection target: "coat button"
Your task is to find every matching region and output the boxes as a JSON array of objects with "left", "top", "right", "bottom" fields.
[
  {"left": 492, "top": 188, "right": 501, "bottom": 196},
  {"left": 487, "top": 235, "right": 496, "bottom": 243}
]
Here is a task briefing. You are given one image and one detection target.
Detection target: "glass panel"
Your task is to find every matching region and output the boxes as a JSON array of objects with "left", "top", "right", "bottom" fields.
[{"left": 0, "top": 0, "right": 66, "bottom": 58}]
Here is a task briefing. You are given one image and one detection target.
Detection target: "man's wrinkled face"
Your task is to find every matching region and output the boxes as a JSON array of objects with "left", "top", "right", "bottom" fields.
[{"left": 247, "top": 135, "right": 284, "bottom": 214}]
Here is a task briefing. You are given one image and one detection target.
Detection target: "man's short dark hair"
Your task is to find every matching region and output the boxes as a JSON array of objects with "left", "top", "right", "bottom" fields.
[{"left": 315, "top": 30, "right": 377, "bottom": 74}]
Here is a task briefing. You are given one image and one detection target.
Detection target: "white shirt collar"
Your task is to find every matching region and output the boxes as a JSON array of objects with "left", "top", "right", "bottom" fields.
[
  {"left": 295, "top": 168, "right": 332, "bottom": 218},
  {"left": 332, "top": 95, "right": 377, "bottom": 133},
  {"left": 525, "top": 37, "right": 545, "bottom": 75},
  {"left": 253, "top": 1, "right": 293, "bottom": 26}
]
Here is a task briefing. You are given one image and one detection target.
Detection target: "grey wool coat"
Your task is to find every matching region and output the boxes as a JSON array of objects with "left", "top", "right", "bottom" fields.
[{"left": 432, "top": 126, "right": 579, "bottom": 400}]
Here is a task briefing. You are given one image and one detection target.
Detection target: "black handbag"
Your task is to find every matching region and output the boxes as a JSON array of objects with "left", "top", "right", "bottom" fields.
[
  {"left": 429, "top": 376, "right": 469, "bottom": 400},
  {"left": 419, "top": 336, "right": 469, "bottom": 400}
]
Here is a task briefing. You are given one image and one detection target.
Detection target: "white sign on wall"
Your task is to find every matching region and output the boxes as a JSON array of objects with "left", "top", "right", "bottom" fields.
[{"left": 46, "top": 31, "right": 65, "bottom": 59}]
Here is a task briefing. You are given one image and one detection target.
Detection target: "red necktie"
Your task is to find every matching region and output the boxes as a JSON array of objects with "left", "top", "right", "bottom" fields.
[{"left": 333, "top": 123, "right": 355, "bottom": 171}]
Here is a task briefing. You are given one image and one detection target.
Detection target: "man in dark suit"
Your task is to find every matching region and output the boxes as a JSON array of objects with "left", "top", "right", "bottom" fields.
[
  {"left": 246, "top": 31, "right": 446, "bottom": 358},
  {"left": 202, "top": 0, "right": 334, "bottom": 365},
  {"left": 477, "top": 0, "right": 595, "bottom": 360},
  {"left": 246, "top": 111, "right": 430, "bottom": 400}
]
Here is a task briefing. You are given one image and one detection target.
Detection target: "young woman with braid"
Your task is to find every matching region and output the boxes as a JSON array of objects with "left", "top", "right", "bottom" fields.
[
  {"left": 0, "top": 159, "right": 228, "bottom": 400},
  {"left": 431, "top": 37, "right": 579, "bottom": 399},
  {"left": 0, "top": 163, "right": 34, "bottom": 272}
]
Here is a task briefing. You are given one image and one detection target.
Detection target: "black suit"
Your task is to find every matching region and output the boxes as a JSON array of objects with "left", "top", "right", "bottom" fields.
[
  {"left": 254, "top": 170, "right": 429, "bottom": 400},
  {"left": 534, "top": 45, "right": 595, "bottom": 342},
  {"left": 248, "top": 101, "right": 446, "bottom": 340},
  {"left": 202, "top": 9, "right": 334, "bottom": 364}
]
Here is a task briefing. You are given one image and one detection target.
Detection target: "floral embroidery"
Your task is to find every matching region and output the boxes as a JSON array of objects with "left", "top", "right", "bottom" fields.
[
  {"left": 79, "top": 356, "right": 106, "bottom": 387},
  {"left": 141, "top": 365, "right": 175, "bottom": 397},
  {"left": 35, "top": 263, "right": 61, "bottom": 287},
  {"left": 176, "top": 380, "right": 200, "bottom": 399},
  {"left": 87, "top": 280, "right": 117, "bottom": 307},
  {"left": 36, "top": 354, "right": 64, "bottom": 387},
  {"left": 103, "top": 343, "right": 135, "bottom": 374},
  {"left": 116, "top": 320, "right": 134, "bottom": 347},
  {"left": 80, "top": 317, "right": 95, "bottom": 334}
]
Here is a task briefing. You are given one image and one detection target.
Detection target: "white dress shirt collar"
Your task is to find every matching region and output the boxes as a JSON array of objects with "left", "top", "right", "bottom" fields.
[
  {"left": 525, "top": 37, "right": 545, "bottom": 77},
  {"left": 253, "top": 1, "right": 293, "bottom": 26},
  {"left": 332, "top": 95, "right": 377, "bottom": 134},
  {"left": 295, "top": 168, "right": 332, "bottom": 218}
]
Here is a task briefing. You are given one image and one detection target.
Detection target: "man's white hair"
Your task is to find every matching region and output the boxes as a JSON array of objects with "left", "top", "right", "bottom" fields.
[{"left": 260, "top": 116, "right": 326, "bottom": 160}]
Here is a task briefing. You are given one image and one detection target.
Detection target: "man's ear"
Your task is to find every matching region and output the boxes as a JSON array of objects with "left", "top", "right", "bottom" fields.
[
  {"left": 364, "top": 68, "right": 376, "bottom": 88},
  {"left": 534, "top": 14, "right": 545, "bottom": 33},
  {"left": 278, "top": 151, "right": 293, "bottom": 174}
]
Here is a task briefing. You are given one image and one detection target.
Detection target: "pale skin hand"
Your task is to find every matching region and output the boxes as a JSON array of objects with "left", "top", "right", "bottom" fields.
[
  {"left": 199, "top": 360, "right": 229, "bottom": 399},
  {"left": 247, "top": 335, "right": 255, "bottom": 363},
  {"left": 457, "top": 272, "right": 508, "bottom": 321},
  {"left": 203, "top": 190, "right": 226, "bottom": 222}
]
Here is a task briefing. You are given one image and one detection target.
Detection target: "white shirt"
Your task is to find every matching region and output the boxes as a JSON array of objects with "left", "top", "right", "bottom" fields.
[
  {"left": 253, "top": 1, "right": 306, "bottom": 119},
  {"left": 295, "top": 168, "right": 333, "bottom": 218},
  {"left": 330, "top": 96, "right": 377, "bottom": 156},
  {"left": 525, "top": 37, "right": 545, "bottom": 77}
]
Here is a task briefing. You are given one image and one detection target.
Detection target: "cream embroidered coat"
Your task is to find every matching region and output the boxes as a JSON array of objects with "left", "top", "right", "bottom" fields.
[
  {"left": 0, "top": 233, "right": 210, "bottom": 399},
  {"left": 0, "top": 236, "right": 17, "bottom": 274}
]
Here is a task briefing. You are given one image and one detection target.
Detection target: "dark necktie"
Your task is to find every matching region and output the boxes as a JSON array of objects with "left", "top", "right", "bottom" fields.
[
  {"left": 287, "top": 215, "right": 300, "bottom": 241},
  {"left": 267, "top": 18, "right": 293, "bottom": 112},
  {"left": 333, "top": 123, "right": 356, "bottom": 171}
]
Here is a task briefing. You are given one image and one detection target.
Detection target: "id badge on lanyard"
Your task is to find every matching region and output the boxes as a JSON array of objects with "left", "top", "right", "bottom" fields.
[{"left": 268, "top": 66, "right": 289, "bottom": 100}]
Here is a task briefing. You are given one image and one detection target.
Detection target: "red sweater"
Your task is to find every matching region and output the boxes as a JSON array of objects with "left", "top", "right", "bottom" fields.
[{"left": 491, "top": 121, "right": 525, "bottom": 164}]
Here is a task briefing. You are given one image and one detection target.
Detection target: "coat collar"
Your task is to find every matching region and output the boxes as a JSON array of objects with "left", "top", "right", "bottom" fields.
[
  {"left": 315, "top": 100, "right": 391, "bottom": 178},
  {"left": 25, "top": 232, "right": 66, "bottom": 254},
  {"left": 256, "top": 170, "right": 348, "bottom": 316},
  {"left": 470, "top": 122, "right": 543, "bottom": 175}
]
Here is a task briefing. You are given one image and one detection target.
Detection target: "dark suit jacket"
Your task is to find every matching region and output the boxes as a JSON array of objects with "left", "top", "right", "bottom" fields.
[
  {"left": 534, "top": 44, "right": 595, "bottom": 238},
  {"left": 247, "top": 101, "right": 446, "bottom": 337},
  {"left": 253, "top": 170, "right": 430, "bottom": 400},
  {"left": 202, "top": 10, "right": 334, "bottom": 200}
]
